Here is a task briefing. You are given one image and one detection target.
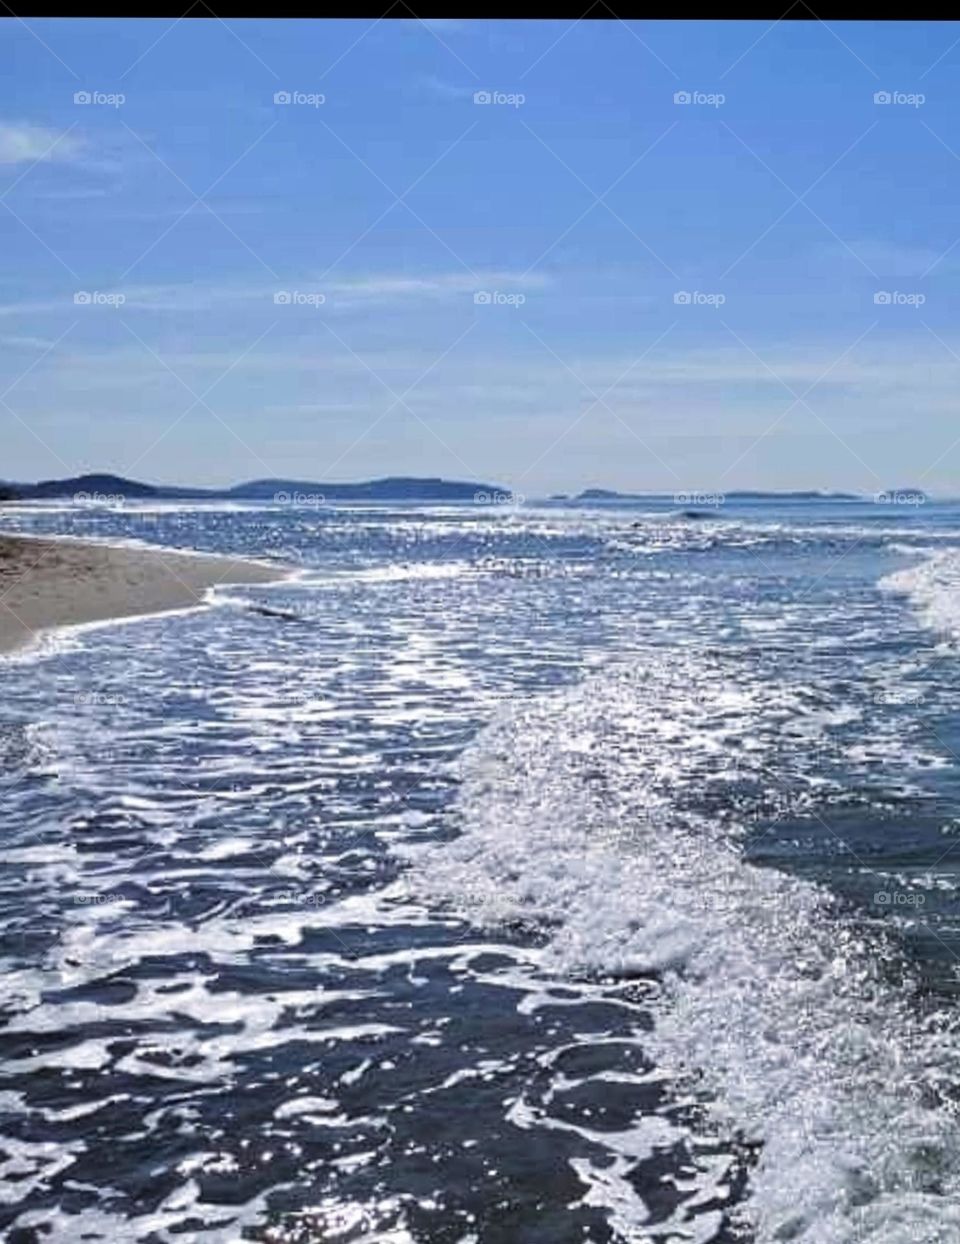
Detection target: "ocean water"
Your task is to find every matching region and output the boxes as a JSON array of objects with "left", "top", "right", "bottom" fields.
[{"left": 4, "top": 498, "right": 960, "bottom": 1241}]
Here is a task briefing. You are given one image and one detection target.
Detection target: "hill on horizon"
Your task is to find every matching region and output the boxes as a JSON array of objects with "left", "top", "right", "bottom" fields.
[{"left": 1, "top": 473, "right": 508, "bottom": 502}]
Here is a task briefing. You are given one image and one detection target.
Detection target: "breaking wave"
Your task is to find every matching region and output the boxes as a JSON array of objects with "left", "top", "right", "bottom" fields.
[{"left": 412, "top": 653, "right": 960, "bottom": 1243}]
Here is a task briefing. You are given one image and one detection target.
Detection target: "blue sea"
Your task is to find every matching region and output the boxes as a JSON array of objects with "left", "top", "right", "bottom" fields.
[{"left": 4, "top": 496, "right": 960, "bottom": 1242}]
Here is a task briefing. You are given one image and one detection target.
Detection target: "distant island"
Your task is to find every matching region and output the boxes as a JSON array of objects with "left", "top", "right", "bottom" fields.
[
  {"left": 0, "top": 473, "right": 508, "bottom": 503},
  {"left": 550, "top": 488, "right": 929, "bottom": 504},
  {"left": 0, "top": 476, "right": 932, "bottom": 506}
]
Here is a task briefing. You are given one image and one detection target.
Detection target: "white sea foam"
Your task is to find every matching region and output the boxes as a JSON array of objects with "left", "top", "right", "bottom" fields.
[
  {"left": 881, "top": 547, "right": 960, "bottom": 642},
  {"left": 410, "top": 658, "right": 960, "bottom": 1243}
]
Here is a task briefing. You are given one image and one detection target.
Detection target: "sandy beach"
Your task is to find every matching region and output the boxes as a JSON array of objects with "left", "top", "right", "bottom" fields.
[{"left": 0, "top": 533, "right": 285, "bottom": 654}]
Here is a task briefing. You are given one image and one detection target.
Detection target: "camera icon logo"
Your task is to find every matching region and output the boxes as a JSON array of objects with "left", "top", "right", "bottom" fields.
[
  {"left": 873, "top": 91, "right": 891, "bottom": 104},
  {"left": 673, "top": 291, "right": 691, "bottom": 305},
  {"left": 473, "top": 91, "right": 491, "bottom": 105},
  {"left": 73, "top": 90, "right": 91, "bottom": 105},
  {"left": 473, "top": 290, "right": 492, "bottom": 305},
  {"left": 673, "top": 91, "right": 691, "bottom": 104},
  {"left": 274, "top": 91, "right": 292, "bottom": 104},
  {"left": 73, "top": 291, "right": 91, "bottom": 305},
  {"left": 874, "top": 291, "right": 891, "bottom": 305},
  {"left": 274, "top": 290, "right": 291, "bottom": 305}
]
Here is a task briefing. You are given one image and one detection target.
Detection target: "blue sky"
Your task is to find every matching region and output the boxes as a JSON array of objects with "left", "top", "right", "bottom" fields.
[{"left": 2, "top": 18, "right": 960, "bottom": 493}]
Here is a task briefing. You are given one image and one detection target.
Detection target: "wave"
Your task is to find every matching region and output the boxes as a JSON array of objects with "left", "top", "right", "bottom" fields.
[
  {"left": 881, "top": 548, "right": 960, "bottom": 643},
  {"left": 408, "top": 655, "right": 960, "bottom": 1243}
]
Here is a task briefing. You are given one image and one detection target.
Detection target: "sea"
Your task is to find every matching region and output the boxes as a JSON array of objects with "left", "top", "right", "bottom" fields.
[{"left": 3, "top": 495, "right": 960, "bottom": 1243}]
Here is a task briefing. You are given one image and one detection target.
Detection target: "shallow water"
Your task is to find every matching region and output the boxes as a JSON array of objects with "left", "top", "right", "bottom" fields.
[{"left": 4, "top": 498, "right": 960, "bottom": 1241}]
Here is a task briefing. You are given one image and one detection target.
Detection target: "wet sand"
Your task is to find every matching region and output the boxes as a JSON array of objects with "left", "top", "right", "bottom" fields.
[{"left": 0, "top": 534, "right": 286, "bottom": 654}]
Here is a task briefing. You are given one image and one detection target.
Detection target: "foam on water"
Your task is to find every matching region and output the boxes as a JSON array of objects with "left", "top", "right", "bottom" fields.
[
  {"left": 882, "top": 547, "right": 960, "bottom": 642},
  {"left": 411, "top": 655, "right": 960, "bottom": 1243},
  {"left": 6, "top": 502, "right": 960, "bottom": 1240}
]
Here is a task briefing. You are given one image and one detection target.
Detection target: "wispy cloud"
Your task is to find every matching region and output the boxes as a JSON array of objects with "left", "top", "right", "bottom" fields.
[
  {"left": 321, "top": 271, "right": 546, "bottom": 300},
  {"left": 0, "top": 271, "right": 548, "bottom": 317},
  {"left": 0, "top": 333, "right": 59, "bottom": 350},
  {"left": 0, "top": 121, "right": 82, "bottom": 166},
  {"left": 418, "top": 76, "right": 476, "bottom": 101},
  {"left": 825, "top": 239, "right": 956, "bottom": 279},
  {"left": 30, "top": 185, "right": 114, "bottom": 201}
]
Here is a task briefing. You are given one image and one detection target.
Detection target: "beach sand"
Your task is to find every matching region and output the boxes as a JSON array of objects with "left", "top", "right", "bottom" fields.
[{"left": 0, "top": 534, "right": 286, "bottom": 655}]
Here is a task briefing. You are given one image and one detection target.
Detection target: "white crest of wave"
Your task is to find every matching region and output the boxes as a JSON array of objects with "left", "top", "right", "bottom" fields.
[
  {"left": 882, "top": 548, "right": 960, "bottom": 643},
  {"left": 408, "top": 658, "right": 960, "bottom": 1243}
]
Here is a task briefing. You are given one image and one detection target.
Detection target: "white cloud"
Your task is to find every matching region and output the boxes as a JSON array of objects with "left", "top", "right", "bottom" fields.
[
  {"left": 31, "top": 186, "right": 113, "bottom": 201},
  {"left": 109, "top": 272, "right": 543, "bottom": 311},
  {"left": 0, "top": 271, "right": 548, "bottom": 316},
  {"left": 323, "top": 271, "right": 547, "bottom": 300},
  {"left": 418, "top": 76, "right": 476, "bottom": 101},
  {"left": 823, "top": 239, "right": 959, "bottom": 279},
  {"left": 0, "top": 121, "right": 81, "bottom": 166},
  {"left": 0, "top": 334, "right": 58, "bottom": 350}
]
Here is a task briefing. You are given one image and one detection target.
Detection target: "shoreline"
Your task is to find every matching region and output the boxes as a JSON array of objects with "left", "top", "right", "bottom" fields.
[{"left": 0, "top": 532, "right": 289, "bottom": 656}]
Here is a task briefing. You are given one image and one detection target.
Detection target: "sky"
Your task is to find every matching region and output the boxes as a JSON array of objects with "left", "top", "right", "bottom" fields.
[{"left": 2, "top": 18, "right": 960, "bottom": 495}]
